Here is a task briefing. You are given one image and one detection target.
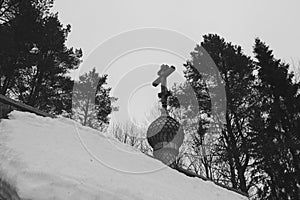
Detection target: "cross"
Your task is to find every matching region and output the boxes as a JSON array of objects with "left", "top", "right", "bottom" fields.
[{"left": 152, "top": 64, "right": 175, "bottom": 114}]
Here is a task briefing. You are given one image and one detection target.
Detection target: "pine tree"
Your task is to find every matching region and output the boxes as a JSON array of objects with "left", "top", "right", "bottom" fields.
[
  {"left": 170, "top": 34, "right": 258, "bottom": 194},
  {"left": 72, "top": 68, "right": 117, "bottom": 130},
  {"left": 251, "top": 39, "right": 300, "bottom": 199},
  {"left": 202, "top": 34, "right": 258, "bottom": 193},
  {"left": 0, "top": 0, "right": 82, "bottom": 114}
]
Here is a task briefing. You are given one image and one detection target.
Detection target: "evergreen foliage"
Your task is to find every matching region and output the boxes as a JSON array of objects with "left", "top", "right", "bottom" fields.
[
  {"left": 72, "top": 68, "right": 117, "bottom": 130},
  {"left": 0, "top": 0, "right": 82, "bottom": 114},
  {"left": 250, "top": 39, "right": 300, "bottom": 199},
  {"left": 169, "top": 34, "right": 300, "bottom": 199}
]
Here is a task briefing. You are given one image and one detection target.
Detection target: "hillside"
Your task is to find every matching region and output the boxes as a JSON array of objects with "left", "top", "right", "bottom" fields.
[{"left": 0, "top": 111, "right": 248, "bottom": 200}]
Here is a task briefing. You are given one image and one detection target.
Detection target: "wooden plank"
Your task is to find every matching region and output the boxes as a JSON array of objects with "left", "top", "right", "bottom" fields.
[{"left": 0, "top": 94, "right": 55, "bottom": 118}]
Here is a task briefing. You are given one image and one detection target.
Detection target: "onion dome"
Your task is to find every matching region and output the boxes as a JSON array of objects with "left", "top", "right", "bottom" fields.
[{"left": 147, "top": 114, "right": 184, "bottom": 166}]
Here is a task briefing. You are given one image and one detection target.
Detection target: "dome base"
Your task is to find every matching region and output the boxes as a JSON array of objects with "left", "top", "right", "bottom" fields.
[{"left": 153, "top": 147, "right": 179, "bottom": 167}]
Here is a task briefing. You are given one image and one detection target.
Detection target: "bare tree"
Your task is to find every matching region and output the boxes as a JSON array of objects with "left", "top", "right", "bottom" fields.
[{"left": 109, "top": 121, "right": 152, "bottom": 155}]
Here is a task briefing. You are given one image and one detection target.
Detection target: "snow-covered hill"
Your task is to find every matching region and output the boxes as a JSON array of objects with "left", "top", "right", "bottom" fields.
[{"left": 0, "top": 111, "right": 248, "bottom": 200}]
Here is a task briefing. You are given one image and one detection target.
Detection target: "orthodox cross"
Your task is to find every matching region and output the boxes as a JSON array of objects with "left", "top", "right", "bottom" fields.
[{"left": 152, "top": 64, "right": 175, "bottom": 114}]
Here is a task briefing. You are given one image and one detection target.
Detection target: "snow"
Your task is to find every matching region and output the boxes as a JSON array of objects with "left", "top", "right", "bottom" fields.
[{"left": 0, "top": 111, "right": 248, "bottom": 200}]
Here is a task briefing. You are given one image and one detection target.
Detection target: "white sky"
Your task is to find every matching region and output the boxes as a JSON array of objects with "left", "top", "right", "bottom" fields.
[{"left": 52, "top": 0, "right": 300, "bottom": 126}]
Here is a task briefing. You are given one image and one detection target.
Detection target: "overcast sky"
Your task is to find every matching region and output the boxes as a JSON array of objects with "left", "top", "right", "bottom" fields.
[
  {"left": 53, "top": 0, "right": 299, "bottom": 60},
  {"left": 52, "top": 0, "right": 300, "bottom": 126}
]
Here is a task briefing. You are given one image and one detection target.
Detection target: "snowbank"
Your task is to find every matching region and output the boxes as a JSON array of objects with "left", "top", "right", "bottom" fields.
[{"left": 0, "top": 111, "right": 248, "bottom": 200}]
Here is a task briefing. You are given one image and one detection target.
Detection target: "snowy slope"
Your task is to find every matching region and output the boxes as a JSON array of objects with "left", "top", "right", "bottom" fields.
[{"left": 0, "top": 111, "right": 248, "bottom": 200}]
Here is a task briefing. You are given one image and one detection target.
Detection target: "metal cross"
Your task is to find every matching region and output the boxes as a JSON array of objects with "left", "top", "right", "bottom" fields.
[{"left": 152, "top": 64, "right": 175, "bottom": 113}]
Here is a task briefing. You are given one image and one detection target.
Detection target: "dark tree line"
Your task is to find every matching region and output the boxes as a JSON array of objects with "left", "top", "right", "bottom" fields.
[
  {"left": 0, "top": 0, "right": 115, "bottom": 128},
  {"left": 0, "top": 0, "right": 82, "bottom": 114},
  {"left": 169, "top": 34, "right": 300, "bottom": 199},
  {"left": 250, "top": 39, "right": 300, "bottom": 199}
]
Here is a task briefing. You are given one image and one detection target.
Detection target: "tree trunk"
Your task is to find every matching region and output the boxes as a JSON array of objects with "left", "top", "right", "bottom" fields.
[
  {"left": 28, "top": 68, "right": 42, "bottom": 106},
  {"left": 1, "top": 76, "right": 11, "bottom": 95},
  {"left": 201, "top": 143, "right": 210, "bottom": 179},
  {"left": 228, "top": 156, "right": 237, "bottom": 189},
  {"left": 83, "top": 98, "right": 90, "bottom": 126}
]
